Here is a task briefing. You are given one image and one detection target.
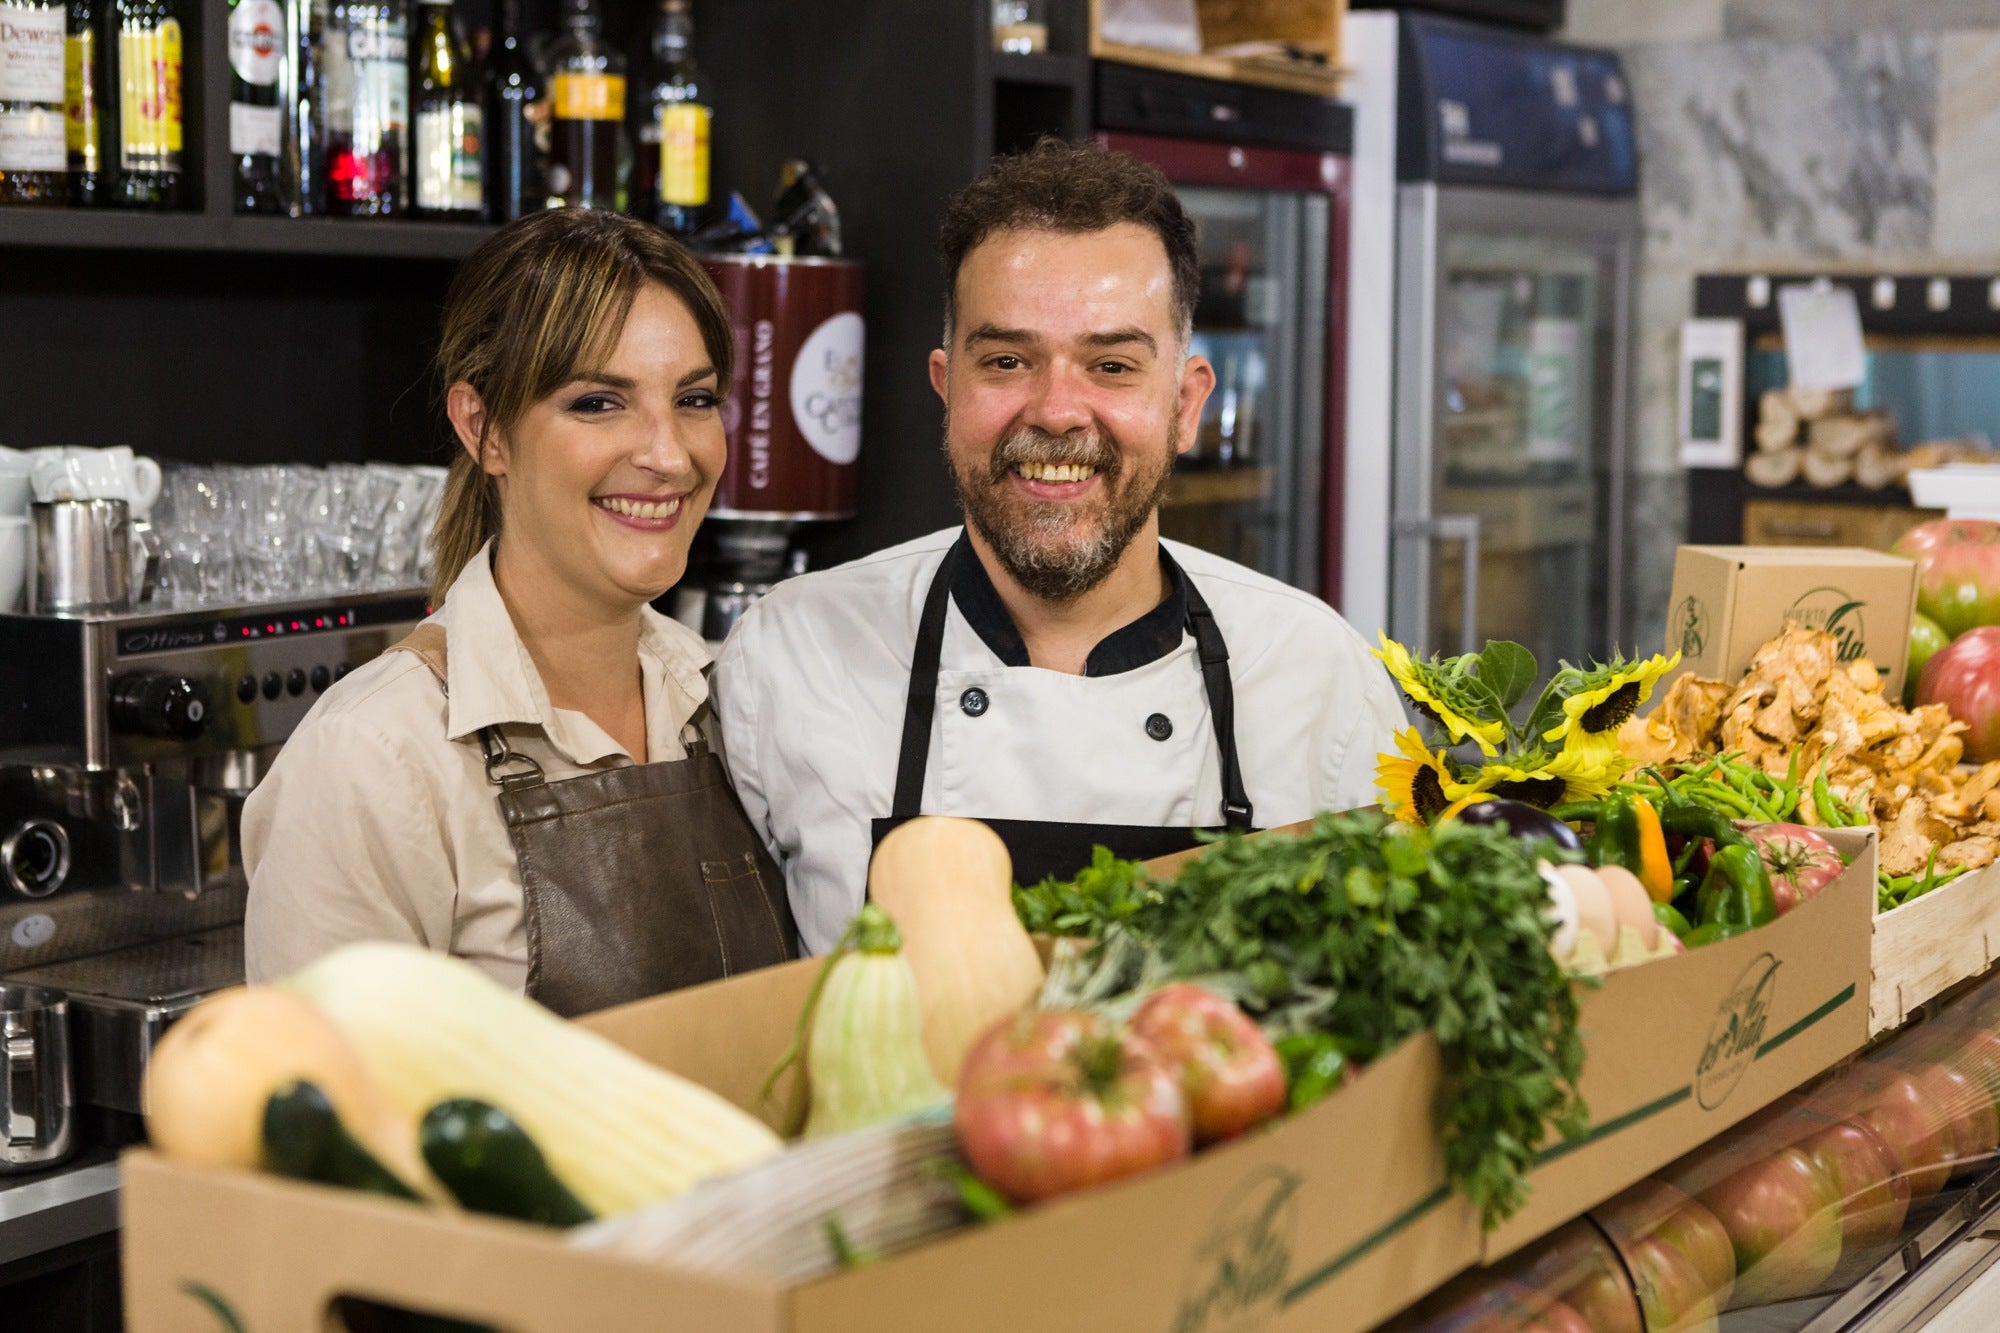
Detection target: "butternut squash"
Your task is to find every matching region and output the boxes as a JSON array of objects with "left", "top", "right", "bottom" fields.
[
  {"left": 867, "top": 817, "right": 1045, "bottom": 1085},
  {"left": 142, "top": 985, "right": 432, "bottom": 1193}
]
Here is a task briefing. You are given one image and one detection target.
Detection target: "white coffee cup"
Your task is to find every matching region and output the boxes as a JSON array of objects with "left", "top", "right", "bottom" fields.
[
  {"left": 26, "top": 447, "right": 163, "bottom": 516},
  {"left": 0, "top": 515, "right": 27, "bottom": 613}
]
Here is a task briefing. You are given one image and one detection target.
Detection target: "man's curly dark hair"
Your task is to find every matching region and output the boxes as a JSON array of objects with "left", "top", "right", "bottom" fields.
[{"left": 938, "top": 138, "right": 1201, "bottom": 343}]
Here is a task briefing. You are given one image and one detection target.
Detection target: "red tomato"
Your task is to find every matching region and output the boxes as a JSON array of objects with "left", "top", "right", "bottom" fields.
[
  {"left": 1851, "top": 1066, "right": 1959, "bottom": 1201},
  {"left": 1894, "top": 519, "right": 2000, "bottom": 639},
  {"left": 1694, "top": 1146, "right": 1843, "bottom": 1307},
  {"left": 953, "top": 1009, "right": 1191, "bottom": 1204},
  {"left": 1129, "top": 983, "right": 1287, "bottom": 1145},
  {"left": 1800, "top": 1118, "right": 1911, "bottom": 1251},
  {"left": 1919, "top": 626, "right": 2000, "bottom": 763},
  {"left": 1627, "top": 1234, "right": 1722, "bottom": 1333},
  {"left": 1744, "top": 824, "right": 1843, "bottom": 915},
  {"left": 1596, "top": 1178, "right": 1738, "bottom": 1314}
]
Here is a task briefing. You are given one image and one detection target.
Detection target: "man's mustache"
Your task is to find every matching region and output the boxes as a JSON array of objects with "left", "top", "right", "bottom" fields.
[{"left": 985, "top": 428, "right": 1121, "bottom": 485}]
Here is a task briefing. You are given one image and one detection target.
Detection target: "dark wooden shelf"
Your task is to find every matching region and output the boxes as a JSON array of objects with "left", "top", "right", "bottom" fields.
[
  {"left": 1739, "top": 481, "right": 1916, "bottom": 506},
  {"left": 0, "top": 207, "right": 494, "bottom": 259},
  {"left": 993, "top": 50, "right": 1088, "bottom": 87}
]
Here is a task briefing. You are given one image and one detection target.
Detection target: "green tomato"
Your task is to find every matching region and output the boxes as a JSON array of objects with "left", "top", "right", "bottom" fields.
[{"left": 1906, "top": 612, "right": 1952, "bottom": 707}]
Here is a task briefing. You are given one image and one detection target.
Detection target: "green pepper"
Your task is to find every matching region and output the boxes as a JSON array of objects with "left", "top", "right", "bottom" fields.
[
  {"left": 1586, "top": 794, "right": 1675, "bottom": 903},
  {"left": 1696, "top": 842, "right": 1778, "bottom": 934},
  {"left": 1653, "top": 901, "right": 1693, "bottom": 939},
  {"left": 1655, "top": 799, "right": 1748, "bottom": 849},
  {"left": 1275, "top": 1033, "right": 1355, "bottom": 1112}
]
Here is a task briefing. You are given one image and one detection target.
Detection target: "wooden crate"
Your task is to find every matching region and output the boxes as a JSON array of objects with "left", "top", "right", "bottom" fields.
[
  {"left": 1741, "top": 498, "right": 1941, "bottom": 552},
  {"left": 1090, "top": 0, "right": 1347, "bottom": 97},
  {"left": 1870, "top": 861, "right": 2000, "bottom": 1034}
]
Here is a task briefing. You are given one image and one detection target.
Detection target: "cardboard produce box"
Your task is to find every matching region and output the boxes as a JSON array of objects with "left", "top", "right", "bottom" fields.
[
  {"left": 123, "top": 930, "right": 1483, "bottom": 1333},
  {"left": 1483, "top": 827, "right": 1876, "bottom": 1261},
  {"left": 1665, "top": 547, "right": 1918, "bottom": 699}
]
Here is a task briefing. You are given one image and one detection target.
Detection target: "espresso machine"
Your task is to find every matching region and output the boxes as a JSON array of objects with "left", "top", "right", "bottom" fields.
[{"left": 0, "top": 589, "right": 427, "bottom": 1154}]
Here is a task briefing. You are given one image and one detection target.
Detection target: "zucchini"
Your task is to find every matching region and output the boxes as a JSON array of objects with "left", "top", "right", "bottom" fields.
[
  {"left": 262, "top": 1080, "right": 421, "bottom": 1201},
  {"left": 419, "top": 1099, "right": 594, "bottom": 1228}
]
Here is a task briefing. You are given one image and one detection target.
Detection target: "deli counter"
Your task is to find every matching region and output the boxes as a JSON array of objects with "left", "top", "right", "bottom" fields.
[{"left": 1395, "top": 964, "right": 2000, "bottom": 1332}]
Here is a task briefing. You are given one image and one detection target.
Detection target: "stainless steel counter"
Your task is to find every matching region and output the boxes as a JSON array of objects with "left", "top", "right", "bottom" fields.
[{"left": 0, "top": 1150, "right": 120, "bottom": 1267}]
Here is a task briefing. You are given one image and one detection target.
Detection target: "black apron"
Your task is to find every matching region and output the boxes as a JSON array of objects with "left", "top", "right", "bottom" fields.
[
  {"left": 393, "top": 625, "right": 796, "bottom": 1017},
  {"left": 868, "top": 542, "right": 1255, "bottom": 887}
]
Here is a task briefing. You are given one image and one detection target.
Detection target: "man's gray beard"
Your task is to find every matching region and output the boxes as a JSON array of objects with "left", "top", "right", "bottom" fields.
[{"left": 948, "top": 419, "right": 1176, "bottom": 605}]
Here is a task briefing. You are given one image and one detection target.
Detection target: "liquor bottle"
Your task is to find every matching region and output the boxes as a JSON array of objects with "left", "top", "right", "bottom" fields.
[
  {"left": 320, "top": 0, "right": 407, "bottom": 214},
  {"left": 482, "top": 0, "right": 542, "bottom": 221},
  {"left": 283, "top": 0, "right": 322, "bottom": 214},
  {"left": 634, "top": 0, "right": 706, "bottom": 233},
  {"left": 228, "top": 0, "right": 285, "bottom": 211},
  {"left": 410, "top": 0, "right": 478, "bottom": 218},
  {"left": 543, "top": 0, "right": 620, "bottom": 211},
  {"left": 101, "top": 0, "right": 183, "bottom": 207},
  {"left": 63, "top": 0, "right": 99, "bottom": 203},
  {"left": 0, "top": 0, "right": 71, "bottom": 205}
]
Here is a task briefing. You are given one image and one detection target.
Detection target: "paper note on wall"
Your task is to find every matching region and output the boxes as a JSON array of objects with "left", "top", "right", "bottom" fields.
[{"left": 1778, "top": 284, "right": 1867, "bottom": 391}]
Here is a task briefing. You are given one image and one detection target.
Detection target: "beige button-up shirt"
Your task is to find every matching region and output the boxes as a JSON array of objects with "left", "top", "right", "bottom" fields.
[{"left": 242, "top": 540, "right": 712, "bottom": 990}]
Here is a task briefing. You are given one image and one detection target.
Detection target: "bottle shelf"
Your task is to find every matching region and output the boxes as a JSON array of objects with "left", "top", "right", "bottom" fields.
[
  {"left": 0, "top": 207, "right": 494, "bottom": 258},
  {"left": 992, "top": 50, "right": 1087, "bottom": 88}
]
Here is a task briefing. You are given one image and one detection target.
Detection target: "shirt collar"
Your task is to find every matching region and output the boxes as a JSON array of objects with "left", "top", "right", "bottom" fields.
[
  {"left": 946, "top": 529, "right": 1189, "bottom": 677},
  {"left": 432, "top": 540, "right": 711, "bottom": 763}
]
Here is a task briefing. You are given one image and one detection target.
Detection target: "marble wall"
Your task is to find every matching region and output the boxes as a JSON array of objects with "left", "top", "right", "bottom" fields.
[{"left": 1561, "top": 0, "right": 2000, "bottom": 652}]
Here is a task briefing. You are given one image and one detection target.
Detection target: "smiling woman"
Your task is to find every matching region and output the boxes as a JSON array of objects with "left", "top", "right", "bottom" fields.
[{"left": 242, "top": 211, "right": 799, "bottom": 1013}]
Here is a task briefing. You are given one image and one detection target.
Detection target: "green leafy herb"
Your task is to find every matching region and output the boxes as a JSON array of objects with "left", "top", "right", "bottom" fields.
[{"left": 1027, "top": 810, "right": 1586, "bottom": 1228}]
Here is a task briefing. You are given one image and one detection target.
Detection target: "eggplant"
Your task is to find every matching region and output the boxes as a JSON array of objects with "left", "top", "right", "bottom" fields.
[{"left": 1452, "top": 798, "right": 1585, "bottom": 853}]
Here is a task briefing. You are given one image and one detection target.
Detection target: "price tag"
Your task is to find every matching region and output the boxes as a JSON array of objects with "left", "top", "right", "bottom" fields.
[{"left": 1778, "top": 283, "right": 1867, "bottom": 391}]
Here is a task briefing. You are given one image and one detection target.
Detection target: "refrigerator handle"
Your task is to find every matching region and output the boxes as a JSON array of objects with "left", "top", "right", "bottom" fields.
[{"left": 1394, "top": 514, "right": 1482, "bottom": 656}]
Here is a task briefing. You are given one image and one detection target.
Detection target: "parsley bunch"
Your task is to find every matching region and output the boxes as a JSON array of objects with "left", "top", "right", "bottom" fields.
[{"left": 1015, "top": 810, "right": 1587, "bottom": 1228}]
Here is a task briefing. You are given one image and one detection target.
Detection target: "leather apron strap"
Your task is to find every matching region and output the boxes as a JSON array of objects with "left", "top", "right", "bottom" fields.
[
  {"left": 387, "top": 628, "right": 796, "bottom": 1016},
  {"left": 871, "top": 540, "right": 1256, "bottom": 888}
]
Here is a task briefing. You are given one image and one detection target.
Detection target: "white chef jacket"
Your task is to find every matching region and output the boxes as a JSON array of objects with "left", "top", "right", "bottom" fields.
[{"left": 713, "top": 528, "right": 1407, "bottom": 954}]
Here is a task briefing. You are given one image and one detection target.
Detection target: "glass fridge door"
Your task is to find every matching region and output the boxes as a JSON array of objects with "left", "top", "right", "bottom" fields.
[
  {"left": 1163, "top": 184, "right": 1329, "bottom": 595},
  {"left": 1393, "top": 189, "right": 1637, "bottom": 666}
]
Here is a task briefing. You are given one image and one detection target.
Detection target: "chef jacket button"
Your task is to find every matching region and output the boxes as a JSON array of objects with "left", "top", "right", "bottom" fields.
[
  {"left": 960, "top": 687, "right": 989, "bottom": 718},
  {"left": 1146, "top": 713, "right": 1173, "bottom": 741}
]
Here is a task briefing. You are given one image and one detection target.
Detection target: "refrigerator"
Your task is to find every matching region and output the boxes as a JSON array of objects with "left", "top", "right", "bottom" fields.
[
  {"left": 1095, "top": 64, "right": 1354, "bottom": 601},
  {"left": 1342, "top": 11, "right": 1641, "bottom": 663}
]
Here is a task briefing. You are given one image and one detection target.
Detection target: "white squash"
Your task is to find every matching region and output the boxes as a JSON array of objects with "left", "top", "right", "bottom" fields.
[
  {"left": 281, "top": 942, "right": 780, "bottom": 1216},
  {"left": 802, "top": 905, "right": 948, "bottom": 1139}
]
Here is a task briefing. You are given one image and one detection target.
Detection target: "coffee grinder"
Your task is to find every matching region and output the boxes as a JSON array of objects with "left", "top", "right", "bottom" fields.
[{"left": 676, "top": 254, "right": 865, "bottom": 641}]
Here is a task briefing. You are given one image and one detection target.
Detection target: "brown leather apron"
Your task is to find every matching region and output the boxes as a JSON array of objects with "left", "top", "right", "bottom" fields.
[{"left": 391, "top": 624, "right": 796, "bottom": 1016}]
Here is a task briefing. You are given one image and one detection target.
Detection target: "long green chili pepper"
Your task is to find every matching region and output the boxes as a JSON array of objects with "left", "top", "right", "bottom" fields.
[{"left": 1811, "top": 773, "right": 1841, "bottom": 829}]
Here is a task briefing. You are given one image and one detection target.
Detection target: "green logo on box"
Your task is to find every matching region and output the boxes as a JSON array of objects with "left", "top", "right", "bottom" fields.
[
  {"left": 1785, "top": 588, "right": 1867, "bottom": 663},
  {"left": 1696, "top": 954, "right": 1781, "bottom": 1110},
  {"left": 1173, "top": 1166, "right": 1301, "bottom": 1333},
  {"left": 1673, "top": 595, "right": 1709, "bottom": 658}
]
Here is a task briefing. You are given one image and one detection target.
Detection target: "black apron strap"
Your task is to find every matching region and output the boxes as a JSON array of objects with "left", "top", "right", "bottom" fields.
[
  {"left": 888, "top": 543, "right": 957, "bottom": 821},
  {"left": 884, "top": 539, "right": 1254, "bottom": 836},
  {"left": 1179, "top": 566, "right": 1255, "bottom": 834}
]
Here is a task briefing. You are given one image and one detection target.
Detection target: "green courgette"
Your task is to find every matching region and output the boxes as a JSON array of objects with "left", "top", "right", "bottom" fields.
[
  {"left": 419, "top": 1098, "right": 595, "bottom": 1227},
  {"left": 262, "top": 1081, "right": 421, "bottom": 1201}
]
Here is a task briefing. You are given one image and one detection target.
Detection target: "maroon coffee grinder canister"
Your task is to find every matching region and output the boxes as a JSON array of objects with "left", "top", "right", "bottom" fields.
[{"left": 700, "top": 255, "right": 865, "bottom": 522}]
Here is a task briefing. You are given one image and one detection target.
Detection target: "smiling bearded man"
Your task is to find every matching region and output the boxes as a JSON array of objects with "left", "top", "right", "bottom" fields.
[{"left": 713, "top": 140, "right": 1406, "bottom": 955}]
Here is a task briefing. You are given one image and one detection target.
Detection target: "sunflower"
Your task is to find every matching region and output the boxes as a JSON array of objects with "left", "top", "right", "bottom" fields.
[
  {"left": 1541, "top": 652, "right": 1681, "bottom": 749},
  {"left": 1541, "top": 744, "right": 1622, "bottom": 805},
  {"left": 1373, "top": 634, "right": 1506, "bottom": 757},
  {"left": 1458, "top": 756, "right": 1571, "bottom": 810},
  {"left": 1376, "top": 727, "right": 1462, "bottom": 825}
]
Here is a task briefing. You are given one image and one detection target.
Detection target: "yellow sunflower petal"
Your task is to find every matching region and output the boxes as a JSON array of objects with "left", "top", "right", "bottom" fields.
[{"left": 1542, "top": 653, "right": 1682, "bottom": 746}]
